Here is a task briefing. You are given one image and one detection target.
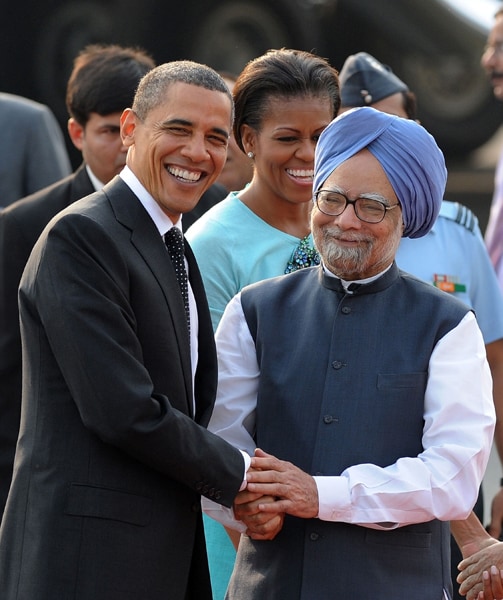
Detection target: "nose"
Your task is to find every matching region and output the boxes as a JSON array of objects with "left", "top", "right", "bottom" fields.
[
  {"left": 482, "top": 47, "right": 496, "bottom": 69},
  {"left": 295, "top": 138, "right": 316, "bottom": 162},
  {"left": 335, "top": 202, "right": 362, "bottom": 229},
  {"left": 181, "top": 134, "right": 209, "bottom": 162}
]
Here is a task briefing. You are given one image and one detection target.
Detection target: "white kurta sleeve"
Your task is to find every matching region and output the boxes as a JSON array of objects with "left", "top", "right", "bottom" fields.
[
  {"left": 201, "top": 293, "right": 259, "bottom": 529},
  {"left": 316, "top": 311, "right": 495, "bottom": 528}
]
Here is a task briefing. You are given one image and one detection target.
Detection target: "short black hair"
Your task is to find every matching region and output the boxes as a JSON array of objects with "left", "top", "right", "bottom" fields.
[
  {"left": 66, "top": 44, "right": 155, "bottom": 126},
  {"left": 132, "top": 60, "right": 233, "bottom": 123},
  {"left": 232, "top": 48, "right": 340, "bottom": 152}
]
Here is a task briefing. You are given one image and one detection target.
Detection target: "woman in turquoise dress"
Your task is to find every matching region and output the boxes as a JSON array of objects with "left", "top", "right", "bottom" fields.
[{"left": 186, "top": 48, "right": 340, "bottom": 598}]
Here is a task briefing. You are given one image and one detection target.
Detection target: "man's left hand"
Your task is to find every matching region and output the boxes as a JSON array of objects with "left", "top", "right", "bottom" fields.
[{"left": 245, "top": 448, "right": 319, "bottom": 519}]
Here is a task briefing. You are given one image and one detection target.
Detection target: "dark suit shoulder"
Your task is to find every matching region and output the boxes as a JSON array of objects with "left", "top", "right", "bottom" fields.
[{"left": 0, "top": 165, "right": 95, "bottom": 245}]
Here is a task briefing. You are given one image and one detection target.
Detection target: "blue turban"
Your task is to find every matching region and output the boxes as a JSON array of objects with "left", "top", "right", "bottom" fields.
[{"left": 313, "top": 107, "right": 447, "bottom": 238}]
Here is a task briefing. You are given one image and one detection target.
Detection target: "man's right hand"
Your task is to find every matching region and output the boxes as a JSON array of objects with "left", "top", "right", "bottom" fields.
[{"left": 234, "top": 489, "right": 284, "bottom": 540}]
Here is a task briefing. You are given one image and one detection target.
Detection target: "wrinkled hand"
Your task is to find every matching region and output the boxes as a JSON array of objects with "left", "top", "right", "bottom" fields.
[
  {"left": 245, "top": 448, "right": 318, "bottom": 520},
  {"left": 234, "top": 488, "right": 284, "bottom": 540},
  {"left": 458, "top": 540, "right": 503, "bottom": 599},
  {"left": 488, "top": 488, "right": 503, "bottom": 540}
]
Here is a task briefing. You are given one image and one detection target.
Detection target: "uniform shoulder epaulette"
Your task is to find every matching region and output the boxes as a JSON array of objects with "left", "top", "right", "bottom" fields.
[{"left": 439, "top": 201, "right": 478, "bottom": 233}]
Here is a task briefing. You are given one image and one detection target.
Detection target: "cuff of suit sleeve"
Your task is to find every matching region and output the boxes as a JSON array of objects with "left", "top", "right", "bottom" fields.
[
  {"left": 202, "top": 496, "right": 247, "bottom": 533},
  {"left": 239, "top": 450, "right": 251, "bottom": 491}
]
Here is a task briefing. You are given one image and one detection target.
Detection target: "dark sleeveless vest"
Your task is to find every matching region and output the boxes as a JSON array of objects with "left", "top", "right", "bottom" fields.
[{"left": 228, "top": 262, "right": 469, "bottom": 600}]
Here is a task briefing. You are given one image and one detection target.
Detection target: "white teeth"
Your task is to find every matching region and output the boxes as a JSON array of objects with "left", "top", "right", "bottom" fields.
[
  {"left": 167, "top": 166, "right": 201, "bottom": 182},
  {"left": 287, "top": 169, "right": 314, "bottom": 178}
]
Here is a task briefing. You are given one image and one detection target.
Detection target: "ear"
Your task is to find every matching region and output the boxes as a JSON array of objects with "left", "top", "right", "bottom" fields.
[
  {"left": 240, "top": 123, "right": 257, "bottom": 156},
  {"left": 67, "top": 118, "right": 84, "bottom": 151},
  {"left": 120, "top": 108, "right": 137, "bottom": 148}
]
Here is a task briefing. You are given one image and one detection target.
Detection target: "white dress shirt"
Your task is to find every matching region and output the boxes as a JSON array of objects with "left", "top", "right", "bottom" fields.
[{"left": 119, "top": 166, "right": 199, "bottom": 382}]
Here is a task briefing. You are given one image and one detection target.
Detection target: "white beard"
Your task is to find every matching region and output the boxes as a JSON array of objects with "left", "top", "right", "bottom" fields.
[{"left": 314, "top": 224, "right": 402, "bottom": 278}]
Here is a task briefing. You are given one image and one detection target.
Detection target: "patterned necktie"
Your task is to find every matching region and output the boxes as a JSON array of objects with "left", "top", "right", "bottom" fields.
[{"left": 165, "top": 227, "right": 190, "bottom": 336}]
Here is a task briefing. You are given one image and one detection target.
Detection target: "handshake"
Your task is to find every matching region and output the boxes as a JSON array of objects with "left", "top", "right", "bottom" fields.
[{"left": 235, "top": 448, "right": 319, "bottom": 541}]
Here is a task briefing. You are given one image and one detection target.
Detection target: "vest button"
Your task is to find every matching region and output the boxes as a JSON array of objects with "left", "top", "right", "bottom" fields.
[
  {"left": 323, "top": 415, "right": 337, "bottom": 424},
  {"left": 309, "top": 532, "right": 319, "bottom": 541},
  {"left": 332, "top": 360, "right": 343, "bottom": 369},
  {"left": 342, "top": 306, "right": 351, "bottom": 314}
]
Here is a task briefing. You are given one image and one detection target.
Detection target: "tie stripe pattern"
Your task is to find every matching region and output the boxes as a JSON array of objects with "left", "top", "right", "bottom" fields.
[{"left": 165, "top": 227, "right": 190, "bottom": 336}]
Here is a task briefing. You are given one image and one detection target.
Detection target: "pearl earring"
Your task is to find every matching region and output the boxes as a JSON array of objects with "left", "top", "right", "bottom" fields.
[{"left": 247, "top": 151, "right": 255, "bottom": 159}]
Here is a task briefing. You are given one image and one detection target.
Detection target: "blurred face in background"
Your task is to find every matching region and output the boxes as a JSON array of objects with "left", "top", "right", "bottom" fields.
[
  {"left": 482, "top": 13, "right": 503, "bottom": 101},
  {"left": 68, "top": 112, "right": 127, "bottom": 184}
]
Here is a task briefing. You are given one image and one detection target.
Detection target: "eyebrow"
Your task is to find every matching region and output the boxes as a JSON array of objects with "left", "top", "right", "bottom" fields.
[
  {"left": 161, "top": 118, "right": 229, "bottom": 139},
  {"left": 324, "top": 186, "right": 392, "bottom": 207},
  {"left": 359, "top": 192, "right": 392, "bottom": 206}
]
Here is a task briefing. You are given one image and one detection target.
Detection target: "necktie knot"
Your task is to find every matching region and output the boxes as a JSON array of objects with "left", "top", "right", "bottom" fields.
[{"left": 165, "top": 227, "right": 190, "bottom": 336}]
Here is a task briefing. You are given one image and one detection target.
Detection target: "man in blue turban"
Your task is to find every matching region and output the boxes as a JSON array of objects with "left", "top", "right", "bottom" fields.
[
  {"left": 201, "top": 102, "right": 494, "bottom": 599},
  {"left": 313, "top": 106, "right": 447, "bottom": 239}
]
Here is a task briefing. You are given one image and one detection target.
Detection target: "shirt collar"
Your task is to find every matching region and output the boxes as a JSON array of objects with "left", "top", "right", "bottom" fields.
[
  {"left": 85, "top": 165, "right": 105, "bottom": 192},
  {"left": 119, "top": 165, "right": 182, "bottom": 236},
  {"left": 322, "top": 261, "right": 392, "bottom": 291}
]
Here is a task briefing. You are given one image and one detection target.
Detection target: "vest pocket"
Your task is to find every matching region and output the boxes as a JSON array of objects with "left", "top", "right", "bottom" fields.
[{"left": 377, "top": 372, "right": 427, "bottom": 390}]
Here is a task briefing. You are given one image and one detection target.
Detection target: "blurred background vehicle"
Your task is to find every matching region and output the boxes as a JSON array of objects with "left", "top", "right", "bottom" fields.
[
  {"left": 2, "top": 0, "right": 501, "bottom": 157},
  {"left": 1, "top": 0, "right": 502, "bottom": 224}
]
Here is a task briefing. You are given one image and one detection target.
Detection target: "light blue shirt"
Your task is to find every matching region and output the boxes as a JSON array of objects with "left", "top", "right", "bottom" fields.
[{"left": 397, "top": 201, "right": 503, "bottom": 344}]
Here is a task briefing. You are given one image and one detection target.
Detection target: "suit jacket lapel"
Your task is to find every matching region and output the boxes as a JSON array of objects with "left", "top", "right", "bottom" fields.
[{"left": 103, "top": 177, "right": 194, "bottom": 415}]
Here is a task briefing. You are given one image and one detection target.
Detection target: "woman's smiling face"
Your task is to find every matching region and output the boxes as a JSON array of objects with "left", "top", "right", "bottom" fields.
[{"left": 241, "top": 94, "right": 334, "bottom": 207}]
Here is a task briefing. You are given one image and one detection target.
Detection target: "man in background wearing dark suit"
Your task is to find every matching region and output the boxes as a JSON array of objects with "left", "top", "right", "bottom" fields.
[
  {"left": 0, "top": 92, "right": 71, "bottom": 207},
  {"left": 0, "top": 43, "right": 155, "bottom": 521},
  {"left": 0, "top": 60, "right": 251, "bottom": 600}
]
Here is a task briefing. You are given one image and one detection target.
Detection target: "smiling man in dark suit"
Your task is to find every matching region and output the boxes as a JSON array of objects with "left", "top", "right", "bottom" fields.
[
  {"left": 0, "top": 61, "right": 250, "bottom": 600},
  {"left": 0, "top": 44, "right": 155, "bottom": 522}
]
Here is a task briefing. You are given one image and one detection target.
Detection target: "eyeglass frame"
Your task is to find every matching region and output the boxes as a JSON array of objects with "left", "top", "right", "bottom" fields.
[{"left": 313, "top": 188, "right": 400, "bottom": 224}]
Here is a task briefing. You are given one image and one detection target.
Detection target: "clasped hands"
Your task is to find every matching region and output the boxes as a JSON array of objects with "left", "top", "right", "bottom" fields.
[
  {"left": 234, "top": 448, "right": 319, "bottom": 540},
  {"left": 452, "top": 488, "right": 503, "bottom": 600}
]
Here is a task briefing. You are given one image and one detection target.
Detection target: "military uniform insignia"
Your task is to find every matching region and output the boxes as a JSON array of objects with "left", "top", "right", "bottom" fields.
[{"left": 433, "top": 274, "right": 466, "bottom": 293}]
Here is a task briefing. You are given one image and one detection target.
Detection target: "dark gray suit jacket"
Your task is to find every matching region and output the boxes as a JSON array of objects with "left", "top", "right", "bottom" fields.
[
  {"left": 0, "top": 177, "right": 244, "bottom": 599},
  {"left": 0, "top": 92, "right": 71, "bottom": 207},
  {"left": 0, "top": 163, "right": 94, "bottom": 519}
]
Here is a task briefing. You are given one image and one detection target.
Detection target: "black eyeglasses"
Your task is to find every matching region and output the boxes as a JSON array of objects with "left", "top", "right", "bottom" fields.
[{"left": 314, "top": 189, "right": 399, "bottom": 224}]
